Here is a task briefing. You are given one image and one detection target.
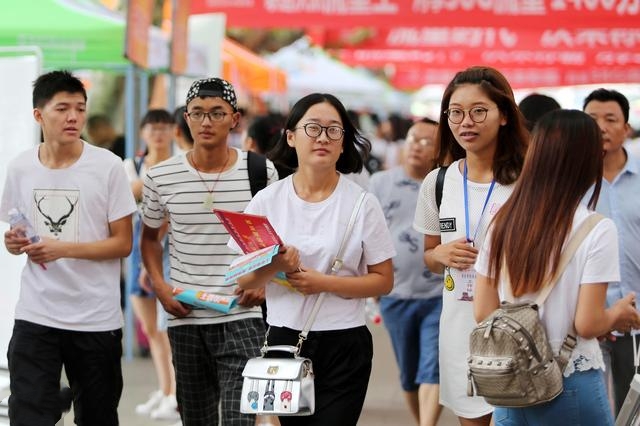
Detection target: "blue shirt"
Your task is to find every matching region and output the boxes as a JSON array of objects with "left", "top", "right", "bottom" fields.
[
  {"left": 369, "top": 167, "right": 442, "bottom": 299},
  {"left": 585, "top": 151, "right": 640, "bottom": 307}
]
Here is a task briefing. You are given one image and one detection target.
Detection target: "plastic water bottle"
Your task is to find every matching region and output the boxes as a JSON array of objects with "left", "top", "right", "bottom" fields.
[
  {"left": 365, "top": 298, "right": 382, "bottom": 325},
  {"left": 8, "top": 208, "right": 46, "bottom": 270},
  {"left": 8, "top": 208, "right": 41, "bottom": 243}
]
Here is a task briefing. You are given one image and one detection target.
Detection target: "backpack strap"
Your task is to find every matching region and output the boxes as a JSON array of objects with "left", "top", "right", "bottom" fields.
[
  {"left": 435, "top": 165, "right": 448, "bottom": 211},
  {"left": 134, "top": 153, "right": 145, "bottom": 176},
  {"left": 247, "top": 151, "right": 268, "bottom": 197},
  {"left": 503, "top": 213, "right": 605, "bottom": 305},
  {"left": 533, "top": 213, "right": 605, "bottom": 307},
  {"left": 503, "top": 213, "right": 604, "bottom": 370}
]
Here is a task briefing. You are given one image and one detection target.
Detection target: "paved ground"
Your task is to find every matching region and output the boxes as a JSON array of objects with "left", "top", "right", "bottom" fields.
[
  {"left": 114, "top": 322, "right": 458, "bottom": 426},
  {"left": 0, "top": 321, "right": 457, "bottom": 425}
]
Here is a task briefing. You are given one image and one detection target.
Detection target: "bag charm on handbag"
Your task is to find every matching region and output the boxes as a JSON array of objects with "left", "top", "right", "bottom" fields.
[
  {"left": 240, "top": 191, "right": 368, "bottom": 416},
  {"left": 247, "top": 380, "right": 259, "bottom": 410},
  {"left": 280, "top": 380, "right": 293, "bottom": 412},
  {"left": 263, "top": 380, "right": 275, "bottom": 411}
]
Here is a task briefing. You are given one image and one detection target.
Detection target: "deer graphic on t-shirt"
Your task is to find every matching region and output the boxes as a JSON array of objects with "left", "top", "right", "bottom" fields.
[{"left": 35, "top": 195, "right": 78, "bottom": 236}]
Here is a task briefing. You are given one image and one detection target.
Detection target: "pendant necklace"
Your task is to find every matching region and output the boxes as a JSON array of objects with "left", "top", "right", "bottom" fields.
[{"left": 191, "top": 149, "right": 231, "bottom": 210}]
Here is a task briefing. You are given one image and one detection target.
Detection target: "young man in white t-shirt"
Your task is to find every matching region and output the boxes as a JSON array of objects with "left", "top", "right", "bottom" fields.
[
  {"left": 1, "top": 70, "right": 136, "bottom": 425},
  {"left": 140, "top": 77, "right": 278, "bottom": 425}
]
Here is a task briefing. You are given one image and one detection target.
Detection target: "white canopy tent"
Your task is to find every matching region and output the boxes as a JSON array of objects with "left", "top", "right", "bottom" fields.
[{"left": 267, "top": 38, "right": 408, "bottom": 115}]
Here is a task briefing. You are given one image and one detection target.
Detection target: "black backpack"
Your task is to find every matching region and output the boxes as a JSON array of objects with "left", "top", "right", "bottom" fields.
[
  {"left": 435, "top": 165, "right": 448, "bottom": 211},
  {"left": 247, "top": 151, "right": 268, "bottom": 196}
]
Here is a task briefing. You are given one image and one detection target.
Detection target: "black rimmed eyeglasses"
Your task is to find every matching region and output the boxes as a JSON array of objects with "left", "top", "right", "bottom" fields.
[
  {"left": 186, "top": 111, "right": 228, "bottom": 122},
  {"left": 295, "top": 123, "right": 345, "bottom": 141},
  {"left": 444, "top": 107, "right": 495, "bottom": 124}
]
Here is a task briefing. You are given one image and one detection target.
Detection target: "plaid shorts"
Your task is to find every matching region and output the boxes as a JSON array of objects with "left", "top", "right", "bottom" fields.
[{"left": 168, "top": 318, "right": 265, "bottom": 426}]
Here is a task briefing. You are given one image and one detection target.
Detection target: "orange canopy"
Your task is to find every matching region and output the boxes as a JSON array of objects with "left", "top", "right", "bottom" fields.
[{"left": 222, "top": 38, "right": 287, "bottom": 95}]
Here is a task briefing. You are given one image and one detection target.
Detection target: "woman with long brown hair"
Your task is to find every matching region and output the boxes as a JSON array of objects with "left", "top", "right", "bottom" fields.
[
  {"left": 474, "top": 109, "right": 640, "bottom": 425},
  {"left": 413, "top": 66, "right": 528, "bottom": 425}
]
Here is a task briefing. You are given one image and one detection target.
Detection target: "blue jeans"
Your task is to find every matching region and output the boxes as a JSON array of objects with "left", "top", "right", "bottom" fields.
[
  {"left": 129, "top": 213, "right": 171, "bottom": 297},
  {"left": 494, "top": 369, "right": 614, "bottom": 426},
  {"left": 379, "top": 296, "right": 442, "bottom": 390}
]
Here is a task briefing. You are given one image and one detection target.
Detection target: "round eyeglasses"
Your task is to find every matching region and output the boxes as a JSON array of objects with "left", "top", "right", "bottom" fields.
[
  {"left": 186, "top": 111, "right": 228, "bottom": 122},
  {"left": 444, "top": 107, "right": 494, "bottom": 124},
  {"left": 295, "top": 123, "right": 345, "bottom": 141}
]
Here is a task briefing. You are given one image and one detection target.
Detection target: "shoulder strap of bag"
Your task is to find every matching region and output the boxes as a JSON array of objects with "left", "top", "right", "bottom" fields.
[
  {"left": 435, "top": 165, "right": 448, "bottom": 212},
  {"left": 134, "top": 153, "right": 145, "bottom": 176},
  {"left": 247, "top": 151, "right": 268, "bottom": 196},
  {"left": 533, "top": 213, "right": 604, "bottom": 306},
  {"left": 503, "top": 213, "right": 605, "bottom": 305},
  {"left": 296, "top": 190, "right": 368, "bottom": 348},
  {"left": 503, "top": 213, "right": 604, "bottom": 368}
]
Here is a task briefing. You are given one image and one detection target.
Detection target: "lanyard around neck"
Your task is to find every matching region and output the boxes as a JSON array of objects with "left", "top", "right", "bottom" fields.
[{"left": 463, "top": 160, "right": 496, "bottom": 244}]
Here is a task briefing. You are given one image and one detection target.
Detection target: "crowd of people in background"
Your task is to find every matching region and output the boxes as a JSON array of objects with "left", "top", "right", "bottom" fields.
[{"left": 2, "top": 66, "right": 640, "bottom": 426}]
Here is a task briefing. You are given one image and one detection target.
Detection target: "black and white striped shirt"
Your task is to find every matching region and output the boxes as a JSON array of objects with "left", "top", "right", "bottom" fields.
[{"left": 142, "top": 148, "right": 278, "bottom": 326}]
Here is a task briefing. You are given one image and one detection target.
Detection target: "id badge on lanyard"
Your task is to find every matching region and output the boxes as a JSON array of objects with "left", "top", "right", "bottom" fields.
[
  {"left": 444, "top": 243, "right": 477, "bottom": 302},
  {"left": 444, "top": 161, "right": 495, "bottom": 302}
]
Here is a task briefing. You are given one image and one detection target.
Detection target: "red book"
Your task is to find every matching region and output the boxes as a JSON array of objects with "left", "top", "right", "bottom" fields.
[{"left": 213, "top": 209, "right": 283, "bottom": 254}]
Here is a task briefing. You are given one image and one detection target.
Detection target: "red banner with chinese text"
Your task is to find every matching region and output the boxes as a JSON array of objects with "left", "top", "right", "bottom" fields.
[
  {"left": 190, "top": 0, "right": 639, "bottom": 29},
  {"left": 387, "top": 65, "right": 640, "bottom": 90},
  {"left": 333, "top": 26, "right": 640, "bottom": 89}
]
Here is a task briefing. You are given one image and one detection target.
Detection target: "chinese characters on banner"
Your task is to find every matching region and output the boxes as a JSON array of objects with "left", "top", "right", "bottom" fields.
[
  {"left": 190, "top": 0, "right": 640, "bottom": 88},
  {"left": 191, "top": 0, "right": 639, "bottom": 28}
]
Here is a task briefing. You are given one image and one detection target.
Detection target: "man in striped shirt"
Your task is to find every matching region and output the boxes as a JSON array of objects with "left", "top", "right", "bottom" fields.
[{"left": 141, "top": 77, "right": 278, "bottom": 426}]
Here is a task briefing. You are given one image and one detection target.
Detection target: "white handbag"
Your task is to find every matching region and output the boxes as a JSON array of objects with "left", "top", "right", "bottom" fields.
[
  {"left": 240, "top": 191, "right": 367, "bottom": 416},
  {"left": 240, "top": 345, "right": 315, "bottom": 415}
]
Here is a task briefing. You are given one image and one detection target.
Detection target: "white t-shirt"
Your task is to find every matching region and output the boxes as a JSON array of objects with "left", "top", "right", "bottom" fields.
[
  {"left": 123, "top": 157, "right": 147, "bottom": 182},
  {"left": 142, "top": 148, "right": 278, "bottom": 327},
  {"left": 0, "top": 142, "right": 137, "bottom": 331},
  {"left": 413, "top": 159, "right": 514, "bottom": 417},
  {"left": 475, "top": 205, "right": 620, "bottom": 376},
  {"left": 229, "top": 174, "right": 396, "bottom": 331},
  {"left": 123, "top": 157, "right": 146, "bottom": 211}
]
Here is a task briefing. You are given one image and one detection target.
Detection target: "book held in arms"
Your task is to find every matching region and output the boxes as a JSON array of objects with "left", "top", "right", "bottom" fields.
[
  {"left": 172, "top": 288, "right": 238, "bottom": 313},
  {"left": 213, "top": 209, "right": 295, "bottom": 290}
]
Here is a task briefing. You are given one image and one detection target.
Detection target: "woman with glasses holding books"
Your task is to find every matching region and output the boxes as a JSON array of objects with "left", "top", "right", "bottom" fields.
[
  {"left": 231, "top": 93, "right": 396, "bottom": 425},
  {"left": 413, "top": 66, "right": 529, "bottom": 426}
]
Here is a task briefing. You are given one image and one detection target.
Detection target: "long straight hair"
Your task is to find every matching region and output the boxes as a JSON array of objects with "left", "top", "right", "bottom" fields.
[
  {"left": 487, "top": 110, "right": 603, "bottom": 296},
  {"left": 437, "top": 66, "right": 528, "bottom": 185}
]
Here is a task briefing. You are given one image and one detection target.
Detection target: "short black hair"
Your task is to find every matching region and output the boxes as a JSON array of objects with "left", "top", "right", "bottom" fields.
[
  {"left": 140, "top": 109, "right": 174, "bottom": 128},
  {"left": 247, "top": 113, "right": 285, "bottom": 155},
  {"left": 173, "top": 105, "right": 193, "bottom": 144},
  {"left": 33, "top": 70, "right": 86, "bottom": 109},
  {"left": 268, "top": 93, "right": 371, "bottom": 174},
  {"left": 518, "top": 93, "right": 561, "bottom": 131},
  {"left": 415, "top": 117, "right": 439, "bottom": 126},
  {"left": 583, "top": 88, "right": 630, "bottom": 123},
  {"left": 87, "top": 114, "right": 112, "bottom": 130}
]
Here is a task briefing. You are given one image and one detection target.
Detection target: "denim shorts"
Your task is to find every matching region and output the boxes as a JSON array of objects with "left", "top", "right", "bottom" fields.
[
  {"left": 379, "top": 296, "right": 442, "bottom": 391},
  {"left": 494, "top": 368, "right": 614, "bottom": 426}
]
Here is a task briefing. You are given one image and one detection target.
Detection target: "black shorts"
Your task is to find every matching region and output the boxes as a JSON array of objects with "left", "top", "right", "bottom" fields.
[
  {"left": 266, "top": 325, "right": 373, "bottom": 426},
  {"left": 8, "top": 320, "right": 123, "bottom": 426}
]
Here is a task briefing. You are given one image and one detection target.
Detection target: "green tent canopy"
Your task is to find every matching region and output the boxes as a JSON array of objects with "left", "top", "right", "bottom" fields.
[{"left": 0, "top": 0, "right": 167, "bottom": 70}]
